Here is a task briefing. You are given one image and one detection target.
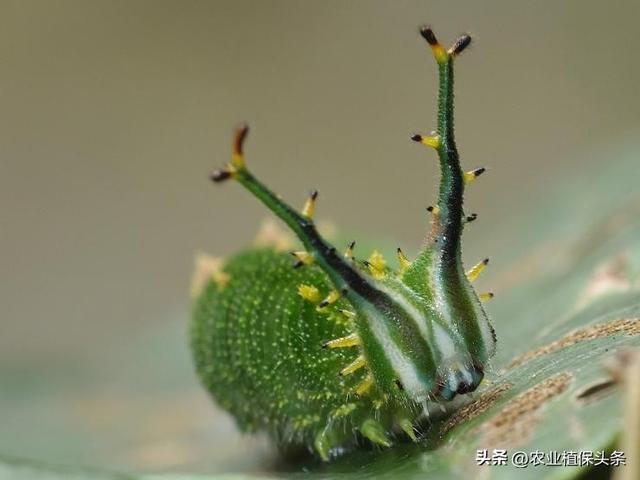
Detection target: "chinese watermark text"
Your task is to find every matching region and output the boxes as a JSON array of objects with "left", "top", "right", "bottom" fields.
[{"left": 476, "top": 449, "right": 626, "bottom": 468}]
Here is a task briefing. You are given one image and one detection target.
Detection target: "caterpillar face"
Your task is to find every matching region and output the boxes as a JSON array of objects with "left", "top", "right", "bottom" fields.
[{"left": 191, "top": 25, "right": 496, "bottom": 461}]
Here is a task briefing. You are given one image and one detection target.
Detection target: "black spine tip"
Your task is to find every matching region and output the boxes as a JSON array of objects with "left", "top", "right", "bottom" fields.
[
  {"left": 427, "top": 205, "right": 435, "bottom": 212},
  {"left": 475, "top": 167, "right": 486, "bottom": 177},
  {"left": 394, "top": 379, "right": 405, "bottom": 391},
  {"left": 397, "top": 247, "right": 402, "bottom": 253},
  {"left": 348, "top": 241, "right": 356, "bottom": 250},
  {"left": 310, "top": 189, "right": 318, "bottom": 200},
  {"left": 451, "top": 34, "right": 472, "bottom": 55},
  {"left": 319, "top": 300, "right": 329, "bottom": 308},
  {"left": 210, "top": 169, "right": 231, "bottom": 183},
  {"left": 410, "top": 133, "right": 423, "bottom": 142},
  {"left": 293, "top": 260, "right": 304, "bottom": 269},
  {"left": 321, "top": 342, "right": 329, "bottom": 349},
  {"left": 466, "top": 213, "right": 478, "bottom": 222},
  {"left": 483, "top": 258, "right": 490, "bottom": 265},
  {"left": 419, "top": 25, "right": 438, "bottom": 46}
]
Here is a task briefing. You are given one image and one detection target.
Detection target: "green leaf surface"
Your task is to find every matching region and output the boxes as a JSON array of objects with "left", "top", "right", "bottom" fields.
[{"left": 2, "top": 140, "right": 639, "bottom": 479}]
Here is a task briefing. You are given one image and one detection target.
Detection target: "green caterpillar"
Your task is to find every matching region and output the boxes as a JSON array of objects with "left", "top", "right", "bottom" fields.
[{"left": 190, "top": 25, "right": 496, "bottom": 461}]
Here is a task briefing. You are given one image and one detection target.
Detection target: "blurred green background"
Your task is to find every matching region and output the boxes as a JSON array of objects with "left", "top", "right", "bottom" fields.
[{"left": 1, "top": 0, "right": 639, "bottom": 476}]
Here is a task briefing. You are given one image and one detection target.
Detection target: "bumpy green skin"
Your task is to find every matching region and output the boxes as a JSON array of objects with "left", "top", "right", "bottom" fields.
[
  {"left": 191, "top": 26, "right": 496, "bottom": 460},
  {"left": 191, "top": 249, "right": 421, "bottom": 452}
]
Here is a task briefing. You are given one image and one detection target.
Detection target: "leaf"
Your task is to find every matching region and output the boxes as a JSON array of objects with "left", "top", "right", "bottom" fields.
[{"left": 2, "top": 144, "right": 639, "bottom": 479}]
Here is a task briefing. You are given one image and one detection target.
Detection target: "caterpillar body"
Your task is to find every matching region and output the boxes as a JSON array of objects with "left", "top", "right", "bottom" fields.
[{"left": 190, "top": 26, "right": 496, "bottom": 461}]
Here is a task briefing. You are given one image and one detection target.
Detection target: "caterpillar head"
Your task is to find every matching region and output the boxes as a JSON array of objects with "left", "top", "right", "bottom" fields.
[
  {"left": 343, "top": 279, "right": 490, "bottom": 403},
  {"left": 211, "top": 26, "right": 495, "bottom": 405}
]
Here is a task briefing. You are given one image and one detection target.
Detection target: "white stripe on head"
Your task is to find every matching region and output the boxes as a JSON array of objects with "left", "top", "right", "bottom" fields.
[{"left": 360, "top": 303, "right": 428, "bottom": 400}]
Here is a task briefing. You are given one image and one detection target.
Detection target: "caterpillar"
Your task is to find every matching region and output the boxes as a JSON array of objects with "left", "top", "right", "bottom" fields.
[{"left": 190, "top": 25, "right": 496, "bottom": 461}]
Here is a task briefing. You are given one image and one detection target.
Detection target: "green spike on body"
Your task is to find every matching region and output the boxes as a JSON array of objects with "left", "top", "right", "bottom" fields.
[
  {"left": 397, "top": 417, "right": 419, "bottom": 442},
  {"left": 360, "top": 419, "right": 392, "bottom": 448},
  {"left": 193, "top": 24, "right": 497, "bottom": 461},
  {"left": 314, "top": 427, "right": 335, "bottom": 462}
]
